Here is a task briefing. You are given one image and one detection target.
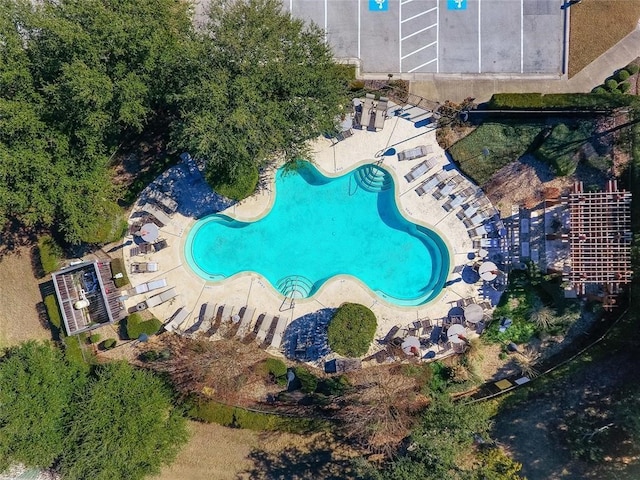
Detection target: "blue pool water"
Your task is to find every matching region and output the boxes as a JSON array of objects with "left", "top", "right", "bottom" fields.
[{"left": 185, "top": 162, "right": 450, "bottom": 306}]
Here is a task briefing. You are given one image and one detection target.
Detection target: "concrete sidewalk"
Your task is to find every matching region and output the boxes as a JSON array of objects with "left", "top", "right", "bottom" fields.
[{"left": 409, "top": 26, "right": 640, "bottom": 103}]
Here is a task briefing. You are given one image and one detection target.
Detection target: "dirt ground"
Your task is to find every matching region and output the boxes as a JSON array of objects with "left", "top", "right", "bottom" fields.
[
  {"left": 0, "top": 247, "right": 51, "bottom": 347},
  {"left": 153, "top": 422, "right": 357, "bottom": 480}
]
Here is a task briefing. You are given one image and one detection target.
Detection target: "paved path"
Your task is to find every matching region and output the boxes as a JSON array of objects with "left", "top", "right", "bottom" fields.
[{"left": 409, "top": 26, "right": 640, "bottom": 102}]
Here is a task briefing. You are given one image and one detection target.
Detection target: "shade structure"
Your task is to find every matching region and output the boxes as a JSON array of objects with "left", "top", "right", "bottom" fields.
[
  {"left": 447, "top": 324, "right": 466, "bottom": 344},
  {"left": 479, "top": 261, "right": 498, "bottom": 281},
  {"left": 401, "top": 336, "right": 421, "bottom": 356},
  {"left": 464, "top": 303, "right": 484, "bottom": 324},
  {"left": 140, "top": 223, "right": 159, "bottom": 243}
]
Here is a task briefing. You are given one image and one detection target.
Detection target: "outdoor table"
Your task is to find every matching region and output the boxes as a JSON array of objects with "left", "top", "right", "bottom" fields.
[
  {"left": 479, "top": 261, "right": 499, "bottom": 281},
  {"left": 140, "top": 223, "right": 159, "bottom": 243},
  {"left": 464, "top": 303, "right": 484, "bottom": 324},
  {"left": 401, "top": 336, "right": 421, "bottom": 356},
  {"left": 447, "top": 324, "right": 466, "bottom": 344},
  {"left": 478, "top": 248, "right": 489, "bottom": 259}
]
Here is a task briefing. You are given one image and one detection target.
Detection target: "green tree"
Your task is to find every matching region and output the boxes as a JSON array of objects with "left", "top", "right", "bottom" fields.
[
  {"left": 327, "top": 303, "right": 377, "bottom": 357},
  {"left": 173, "top": 0, "right": 349, "bottom": 199},
  {"left": 61, "top": 361, "right": 188, "bottom": 480},
  {"left": 0, "top": 342, "right": 85, "bottom": 470}
]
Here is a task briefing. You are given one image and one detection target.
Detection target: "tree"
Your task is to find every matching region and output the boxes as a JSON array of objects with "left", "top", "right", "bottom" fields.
[
  {"left": 327, "top": 303, "right": 377, "bottom": 357},
  {"left": 172, "top": 0, "right": 349, "bottom": 199},
  {"left": 0, "top": 0, "right": 193, "bottom": 243},
  {"left": 0, "top": 342, "right": 85, "bottom": 470},
  {"left": 61, "top": 362, "right": 188, "bottom": 480},
  {"left": 0, "top": 342, "right": 187, "bottom": 478}
]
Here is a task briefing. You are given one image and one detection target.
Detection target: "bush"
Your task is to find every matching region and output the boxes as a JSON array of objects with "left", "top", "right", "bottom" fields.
[
  {"left": 101, "top": 338, "right": 117, "bottom": 349},
  {"left": 44, "top": 294, "right": 63, "bottom": 332},
  {"left": 535, "top": 122, "right": 592, "bottom": 176},
  {"left": 627, "top": 63, "right": 640, "bottom": 75},
  {"left": 89, "top": 333, "right": 101, "bottom": 344},
  {"left": 316, "top": 375, "right": 351, "bottom": 396},
  {"left": 188, "top": 399, "right": 326, "bottom": 433},
  {"left": 63, "top": 335, "right": 86, "bottom": 364},
  {"left": 207, "top": 162, "right": 259, "bottom": 201},
  {"left": 487, "top": 93, "right": 634, "bottom": 110},
  {"left": 124, "top": 313, "right": 162, "bottom": 340},
  {"left": 38, "top": 236, "right": 63, "bottom": 274},
  {"left": 619, "top": 82, "right": 631, "bottom": 93},
  {"left": 110, "top": 257, "right": 130, "bottom": 288},
  {"left": 618, "top": 69, "right": 630, "bottom": 81},
  {"left": 592, "top": 86, "right": 607, "bottom": 94},
  {"left": 293, "top": 367, "right": 319, "bottom": 393},
  {"left": 327, "top": 303, "right": 377, "bottom": 357},
  {"left": 263, "top": 358, "right": 287, "bottom": 385},
  {"left": 605, "top": 78, "right": 618, "bottom": 91}
]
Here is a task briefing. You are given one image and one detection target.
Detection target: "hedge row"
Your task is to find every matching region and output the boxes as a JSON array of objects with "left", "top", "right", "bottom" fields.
[
  {"left": 487, "top": 93, "right": 636, "bottom": 110},
  {"left": 38, "top": 236, "right": 63, "bottom": 274},
  {"left": 188, "top": 400, "right": 327, "bottom": 433}
]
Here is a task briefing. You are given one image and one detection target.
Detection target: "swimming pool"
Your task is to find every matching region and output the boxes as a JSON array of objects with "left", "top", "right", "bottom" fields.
[{"left": 185, "top": 162, "right": 450, "bottom": 306}]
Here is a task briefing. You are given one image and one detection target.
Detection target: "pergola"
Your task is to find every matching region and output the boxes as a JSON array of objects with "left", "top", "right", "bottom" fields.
[
  {"left": 564, "top": 180, "right": 632, "bottom": 308},
  {"left": 52, "top": 260, "right": 125, "bottom": 335}
]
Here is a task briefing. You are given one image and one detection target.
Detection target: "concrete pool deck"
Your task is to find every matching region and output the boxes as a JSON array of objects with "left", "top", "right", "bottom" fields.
[{"left": 122, "top": 108, "right": 497, "bottom": 356}]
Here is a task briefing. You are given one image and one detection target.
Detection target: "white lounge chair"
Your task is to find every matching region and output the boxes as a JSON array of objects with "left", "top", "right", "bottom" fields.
[
  {"left": 255, "top": 314, "right": 274, "bottom": 344},
  {"left": 235, "top": 306, "right": 256, "bottom": 338},
  {"left": 269, "top": 316, "right": 289, "bottom": 349},
  {"left": 404, "top": 161, "right": 430, "bottom": 182},
  {"left": 165, "top": 307, "right": 190, "bottom": 332},
  {"left": 397, "top": 145, "right": 432, "bottom": 161}
]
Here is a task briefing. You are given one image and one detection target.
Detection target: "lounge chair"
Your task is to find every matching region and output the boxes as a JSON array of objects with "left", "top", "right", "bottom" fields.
[
  {"left": 131, "top": 278, "right": 167, "bottom": 295},
  {"left": 140, "top": 203, "right": 171, "bottom": 227},
  {"left": 269, "top": 315, "right": 288, "bottom": 349},
  {"left": 143, "top": 287, "right": 178, "bottom": 309},
  {"left": 129, "top": 243, "right": 152, "bottom": 256},
  {"left": 130, "top": 262, "right": 159, "bottom": 274},
  {"left": 153, "top": 239, "right": 168, "bottom": 252},
  {"left": 415, "top": 174, "right": 439, "bottom": 196},
  {"left": 165, "top": 307, "right": 190, "bottom": 332},
  {"left": 360, "top": 94, "right": 375, "bottom": 129},
  {"left": 235, "top": 306, "right": 256, "bottom": 338},
  {"left": 404, "top": 161, "right": 430, "bottom": 182},
  {"left": 398, "top": 145, "right": 433, "bottom": 162},
  {"left": 255, "top": 314, "right": 275, "bottom": 344}
]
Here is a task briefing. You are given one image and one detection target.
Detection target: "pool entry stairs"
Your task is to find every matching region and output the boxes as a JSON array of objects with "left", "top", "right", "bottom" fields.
[
  {"left": 276, "top": 275, "right": 314, "bottom": 299},
  {"left": 354, "top": 164, "right": 392, "bottom": 192}
]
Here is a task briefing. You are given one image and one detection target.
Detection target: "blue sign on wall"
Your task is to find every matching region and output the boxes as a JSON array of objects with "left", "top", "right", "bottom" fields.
[
  {"left": 447, "top": 0, "right": 467, "bottom": 10},
  {"left": 369, "top": 0, "right": 388, "bottom": 11}
]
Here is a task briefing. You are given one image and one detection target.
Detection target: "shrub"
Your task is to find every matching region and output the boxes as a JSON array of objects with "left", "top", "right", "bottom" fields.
[
  {"left": 619, "top": 82, "right": 631, "bottom": 93},
  {"left": 38, "top": 236, "right": 63, "bottom": 274},
  {"left": 592, "top": 86, "right": 607, "bottom": 94},
  {"left": 627, "top": 63, "right": 640, "bottom": 75},
  {"left": 89, "top": 333, "right": 101, "bottom": 344},
  {"left": 327, "top": 303, "right": 377, "bottom": 357},
  {"left": 124, "top": 313, "right": 162, "bottom": 339},
  {"left": 263, "top": 358, "right": 287, "bottom": 385},
  {"left": 102, "top": 338, "right": 117, "bottom": 349},
  {"left": 618, "top": 69, "right": 630, "bottom": 81},
  {"left": 44, "top": 294, "right": 63, "bottom": 331},
  {"left": 605, "top": 78, "right": 618, "bottom": 91},
  {"left": 63, "top": 335, "right": 86, "bottom": 364},
  {"left": 110, "top": 257, "right": 129, "bottom": 288},
  {"left": 293, "top": 367, "right": 319, "bottom": 393},
  {"left": 207, "top": 162, "right": 259, "bottom": 201},
  {"left": 316, "top": 375, "right": 351, "bottom": 396}
]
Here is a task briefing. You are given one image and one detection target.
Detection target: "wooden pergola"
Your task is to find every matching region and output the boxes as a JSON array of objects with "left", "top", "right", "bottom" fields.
[{"left": 564, "top": 180, "right": 632, "bottom": 308}]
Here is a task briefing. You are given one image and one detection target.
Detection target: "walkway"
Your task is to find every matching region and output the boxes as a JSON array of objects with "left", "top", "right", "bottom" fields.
[{"left": 408, "top": 26, "right": 640, "bottom": 103}]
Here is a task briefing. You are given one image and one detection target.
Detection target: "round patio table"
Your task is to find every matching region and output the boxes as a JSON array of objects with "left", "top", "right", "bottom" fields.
[
  {"left": 140, "top": 223, "right": 159, "bottom": 243},
  {"left": 447, "top": 324, "right": 466, "bottom": 344},
  {"left": 479, "top": 261, "right": 498, "bottom": 281},
  {"left": 464, "top": 303, "right": 484, "bottom": 324}
]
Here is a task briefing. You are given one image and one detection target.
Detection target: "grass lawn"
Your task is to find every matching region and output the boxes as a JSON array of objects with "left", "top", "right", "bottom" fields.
[
  {"left": 569, "top": 0, "right": 640, "bottom": 77},
  {"left": 448, "top": 122, "right": 546, "bottom": 185}
]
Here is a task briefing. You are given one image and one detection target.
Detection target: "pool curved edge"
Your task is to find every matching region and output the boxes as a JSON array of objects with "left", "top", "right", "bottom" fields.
[{"left": 182, "top": 162, "right": 453, "bottom": 308}]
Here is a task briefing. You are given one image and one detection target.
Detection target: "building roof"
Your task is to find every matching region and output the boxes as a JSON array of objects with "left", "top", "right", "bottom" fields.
[{"left": 52, "top": 260, "right": 125, "bottom": 335}]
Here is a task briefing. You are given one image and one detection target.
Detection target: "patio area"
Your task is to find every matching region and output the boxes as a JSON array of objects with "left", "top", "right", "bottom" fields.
[{"left": 118, "top": 98, "right": 508, "bottom": 364}]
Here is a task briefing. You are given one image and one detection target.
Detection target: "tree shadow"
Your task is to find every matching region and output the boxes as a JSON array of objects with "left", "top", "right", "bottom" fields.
[{"left": 239, "top": 434, "right": 363, "bottom": 480}]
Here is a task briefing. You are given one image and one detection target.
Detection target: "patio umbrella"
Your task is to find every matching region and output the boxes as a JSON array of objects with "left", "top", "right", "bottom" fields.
[{"left": 401, "top": 336, "right": 421, "bottom": 356}]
